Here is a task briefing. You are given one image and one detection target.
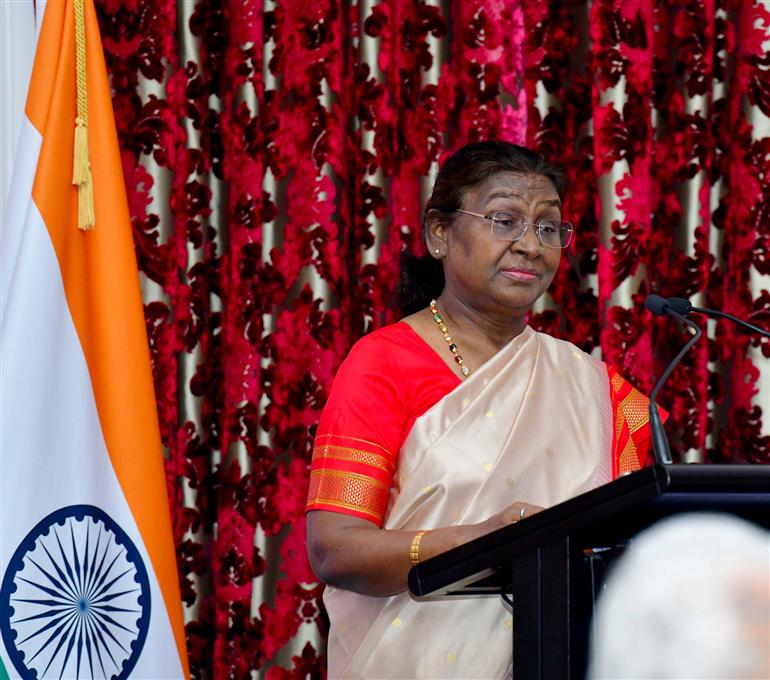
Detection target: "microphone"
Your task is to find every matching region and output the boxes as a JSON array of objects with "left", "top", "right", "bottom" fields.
[
  {"left": 664, "top": 296, "right": 770, "bottom": 340},
  {"left": 666, "top": 297, "right": 692, "bottom": 316},
  {"left": 645, "top": 294, "right": 672, "bottom": 316},
  {"left": 644, "top": 295, "right": 704, "bottom": 465}
]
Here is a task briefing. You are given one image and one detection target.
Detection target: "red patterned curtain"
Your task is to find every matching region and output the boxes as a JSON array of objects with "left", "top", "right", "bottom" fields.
[{"left": 95, "top": 0, "right": 770, "bottom": 676}]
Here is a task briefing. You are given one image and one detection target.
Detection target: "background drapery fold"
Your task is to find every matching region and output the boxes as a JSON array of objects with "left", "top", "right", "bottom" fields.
[{"left": 92, "top": 0, "right": 769, "bottom": 676}]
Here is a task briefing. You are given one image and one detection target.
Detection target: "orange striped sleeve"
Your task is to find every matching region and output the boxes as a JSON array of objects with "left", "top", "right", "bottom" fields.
[
  {"left": 306, "top": 333, "right": 405, "bottom": 526},
  {"left": 307, "top": 435, "right": 396, "bottom": 524}
]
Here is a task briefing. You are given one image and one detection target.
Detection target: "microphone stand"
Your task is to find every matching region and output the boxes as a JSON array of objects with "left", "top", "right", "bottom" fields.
[
  {"left": 648, "top": 308, "right": 703, "bottom": 465},
  {"left": 647, "top": 294, "right": 765, "bottom": 466},
  {"left": 691, "top": 306, "right": 770, "bottom": 339}
]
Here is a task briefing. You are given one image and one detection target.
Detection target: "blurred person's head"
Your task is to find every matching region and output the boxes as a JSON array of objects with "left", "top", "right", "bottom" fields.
[{"left": 588, "top": 513, "right": 770, "bottom": 679}]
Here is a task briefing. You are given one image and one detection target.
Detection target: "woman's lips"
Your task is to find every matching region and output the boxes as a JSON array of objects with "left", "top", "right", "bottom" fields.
[{"left": 501, "top": 267, "right": 540, "bottom": 282}]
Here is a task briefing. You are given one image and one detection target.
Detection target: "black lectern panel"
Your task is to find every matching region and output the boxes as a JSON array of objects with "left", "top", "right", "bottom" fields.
[{"left": 408, "top": 464, "right": 770, "bottom": 679}]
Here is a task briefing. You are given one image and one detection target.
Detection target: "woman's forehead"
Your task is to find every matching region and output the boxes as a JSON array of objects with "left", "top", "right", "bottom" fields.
[{"left": 463, "top": 172, "right": 560, "bottom": 205}]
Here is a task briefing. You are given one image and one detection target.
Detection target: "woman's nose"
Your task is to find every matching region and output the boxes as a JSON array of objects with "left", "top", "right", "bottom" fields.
[{"left": 511, "top": 224, "right": 541, "bottom": 257}]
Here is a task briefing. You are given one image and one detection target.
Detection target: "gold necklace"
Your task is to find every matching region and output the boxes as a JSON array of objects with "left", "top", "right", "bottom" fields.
[{"left": 430, "top": 299, "right": 471, "bottom": 377}]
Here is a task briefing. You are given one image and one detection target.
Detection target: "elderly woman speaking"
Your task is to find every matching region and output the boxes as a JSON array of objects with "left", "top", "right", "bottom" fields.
[{"left": 306, "top": 141, "right": 654, "bottom": 679}]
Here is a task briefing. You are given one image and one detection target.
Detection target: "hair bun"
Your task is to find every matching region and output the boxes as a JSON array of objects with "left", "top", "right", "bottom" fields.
[{"left": 397, "top": 252, "right": 445, "bottom": 315}]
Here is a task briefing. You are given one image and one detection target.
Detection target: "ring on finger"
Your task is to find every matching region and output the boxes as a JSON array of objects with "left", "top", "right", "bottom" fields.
[{"left": 519, "top": 507, "right": 527, "bottom": 521}]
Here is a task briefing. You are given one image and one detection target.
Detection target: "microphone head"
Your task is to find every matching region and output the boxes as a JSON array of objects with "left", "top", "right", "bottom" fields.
[
  {"left": 667, "top": 297, "right": 692, "bottom": 315},
  {"left": 645, "top": 294, "right": 670, "bottom": 316}
]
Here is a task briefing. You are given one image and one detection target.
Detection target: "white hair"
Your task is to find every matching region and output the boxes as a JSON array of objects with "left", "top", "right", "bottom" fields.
[{"left": 588, "top": 513, "right": 770, "bottom": 679}]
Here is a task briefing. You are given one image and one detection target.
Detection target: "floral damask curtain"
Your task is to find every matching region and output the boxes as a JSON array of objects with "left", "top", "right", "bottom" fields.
[{"left": 94, "top": 0, "right": 770, "bottom": 676}]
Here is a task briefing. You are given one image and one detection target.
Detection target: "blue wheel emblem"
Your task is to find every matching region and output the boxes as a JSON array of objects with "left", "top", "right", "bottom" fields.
[{"left": 1, "top": 505, "right": 151, "bottom": 679}]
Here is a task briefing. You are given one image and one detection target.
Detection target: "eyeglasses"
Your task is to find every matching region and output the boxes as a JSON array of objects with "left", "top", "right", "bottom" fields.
[{"left": 455, "top": 209, "right": 574, "bottom": 249}]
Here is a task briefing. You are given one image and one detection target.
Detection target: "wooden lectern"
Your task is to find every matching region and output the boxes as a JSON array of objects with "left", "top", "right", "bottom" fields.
[{"left": 408, "top": 464, "right": 770, "bottom": 680}]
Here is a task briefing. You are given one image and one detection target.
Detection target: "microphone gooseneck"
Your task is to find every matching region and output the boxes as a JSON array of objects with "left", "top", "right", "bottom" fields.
[
  {"left": 644, "top": 295, "right": 704, "bottom": 465},
  {"left": 691, "top": 306, "right": 770, "bottom": 339},
  {"left": 660, "top": 296, "right": 769, "bottom": 339}
]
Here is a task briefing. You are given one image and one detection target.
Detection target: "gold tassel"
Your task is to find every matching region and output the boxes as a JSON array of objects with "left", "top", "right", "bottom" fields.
[
  {"left": 72, "top": 0, "right": 94, "bottom": 231},
  {"left": 72, "top": 117, "right": 89, "bottom": 184},
  {"left": 78, "top": 168, "right": 95, "bottom": 230}
]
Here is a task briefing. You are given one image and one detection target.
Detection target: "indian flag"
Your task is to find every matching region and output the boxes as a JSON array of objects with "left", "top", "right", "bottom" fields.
[{"left": 0, "top": 1, "right": 188, "bottom": 678}]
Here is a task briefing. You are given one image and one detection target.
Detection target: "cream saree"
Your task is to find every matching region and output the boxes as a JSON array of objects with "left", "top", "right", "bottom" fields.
[{"left": 324, "top": 326, "right": 613, "bottom": 679}]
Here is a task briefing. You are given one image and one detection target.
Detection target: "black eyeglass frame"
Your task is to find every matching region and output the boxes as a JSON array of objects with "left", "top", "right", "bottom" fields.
[{"left": 455, "top": 209, "right": 574, "bottom": 249}]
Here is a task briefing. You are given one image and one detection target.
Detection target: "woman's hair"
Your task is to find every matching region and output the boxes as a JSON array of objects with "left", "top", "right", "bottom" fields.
[{"left": 398, "top": 140, "right": 566, "bottom": 315}]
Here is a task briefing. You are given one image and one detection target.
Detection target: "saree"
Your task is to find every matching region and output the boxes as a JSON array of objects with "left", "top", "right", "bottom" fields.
[{"left": 309, "top": 324, "right": 653, "bottom": 679}]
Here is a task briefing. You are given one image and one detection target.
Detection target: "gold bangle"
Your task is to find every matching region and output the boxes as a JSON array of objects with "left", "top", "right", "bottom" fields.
[{"left": 409, "top": 530, "right": 427, "bottom": 565}]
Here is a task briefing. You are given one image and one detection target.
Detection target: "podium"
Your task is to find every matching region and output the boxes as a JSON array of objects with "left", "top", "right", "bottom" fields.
[{"left": 408, "top": 464, "right": 770, "bottom": 679}]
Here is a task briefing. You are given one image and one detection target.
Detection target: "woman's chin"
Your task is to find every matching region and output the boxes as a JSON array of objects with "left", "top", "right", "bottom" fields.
[{"left": 493, "top": 282, "right": 548, "bottom": 310}]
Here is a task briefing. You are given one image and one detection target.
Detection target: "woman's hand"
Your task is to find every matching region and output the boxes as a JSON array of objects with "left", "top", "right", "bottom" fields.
[
  {"left": 483, "top": 501, "right": 546, "bottom": 532},
  {"left": 306, "top": 501, "right": 546, "bottom": 598}
]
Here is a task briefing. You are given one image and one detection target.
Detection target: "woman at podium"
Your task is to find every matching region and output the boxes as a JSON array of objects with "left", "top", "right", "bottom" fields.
[{"left": 306, "top": 140, "right": 657, "bottom": 679}]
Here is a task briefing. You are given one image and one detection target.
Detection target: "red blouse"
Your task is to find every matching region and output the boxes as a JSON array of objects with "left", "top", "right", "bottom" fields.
[{"left": 306, "top": 323, "right": 657, "bottom": 526}]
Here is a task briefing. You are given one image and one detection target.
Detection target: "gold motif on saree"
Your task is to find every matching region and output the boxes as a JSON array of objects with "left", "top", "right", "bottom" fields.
[
  {"left": 620, "top": 389, "right": 650, "bottom": 435},
  {"left": 611, "top": 372, "right": 625, "bottom": 392},
  {"left": 314, "top": 433, "right": 393, "bottom": 456},
  {"left": 617, "top": 438, "right": 639, "bottom": 475},
  {"left": 609, "top": 370, "right": 652, "bottom": 474},
  {"left": 307, "top": 497, "right": 382, "bottom": 522},
  {"left": 312, "top": 444, "right": 394, "bottom": 473},
  {"left": 307, "top": 468, "right": 389, "bottom": 523}
]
